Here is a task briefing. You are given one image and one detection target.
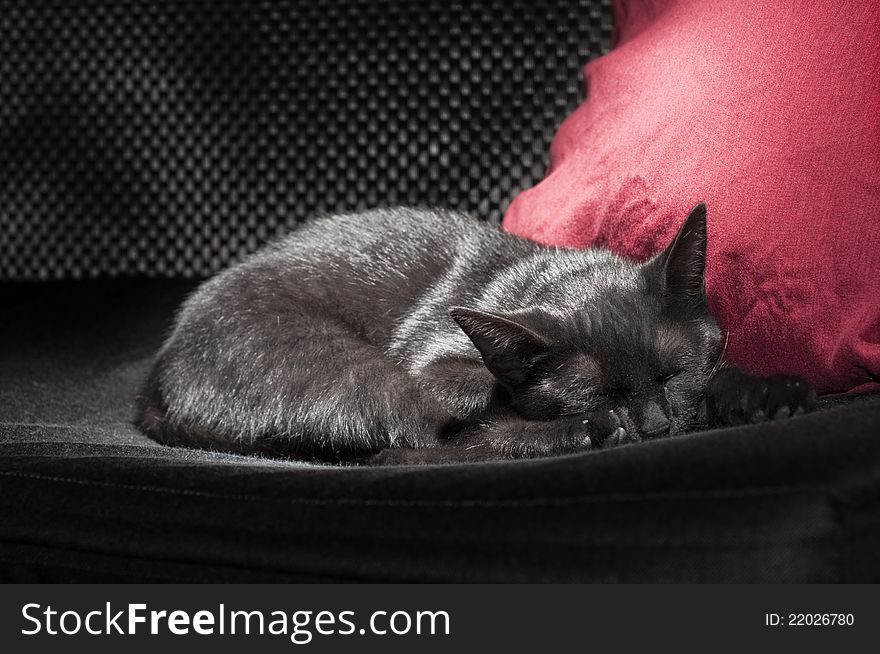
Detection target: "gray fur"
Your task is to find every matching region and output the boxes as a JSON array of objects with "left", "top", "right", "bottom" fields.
[{"left": 136, "top": 204, "right": 815, "bottom": 464}]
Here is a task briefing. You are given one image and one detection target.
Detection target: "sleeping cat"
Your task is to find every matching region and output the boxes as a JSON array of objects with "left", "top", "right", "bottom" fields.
[{"left": 136, "top": 203, "right": 815, "bottom": 464}]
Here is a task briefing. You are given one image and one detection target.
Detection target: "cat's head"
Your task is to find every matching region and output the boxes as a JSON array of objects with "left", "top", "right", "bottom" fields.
[{"left": 450, "top": 203, "right": 722, "bottom": 439}]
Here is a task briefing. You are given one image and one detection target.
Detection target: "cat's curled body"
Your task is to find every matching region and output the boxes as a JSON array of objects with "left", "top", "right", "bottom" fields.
[{"left": 137, "top": 205, "right": 814, "bottom": 464}]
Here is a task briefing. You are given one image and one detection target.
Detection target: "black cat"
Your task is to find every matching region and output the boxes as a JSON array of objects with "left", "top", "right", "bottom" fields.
[{"left": 136, "top": 203, "right": 814, "bottom": 464}]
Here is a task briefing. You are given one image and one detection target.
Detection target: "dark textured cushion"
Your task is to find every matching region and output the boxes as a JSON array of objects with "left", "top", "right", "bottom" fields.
[{"left": 2, "top": 280, "right": 880, "bottom": 582}]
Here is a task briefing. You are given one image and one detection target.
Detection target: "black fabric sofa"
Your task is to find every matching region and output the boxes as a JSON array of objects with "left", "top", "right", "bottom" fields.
[{"left": 2, "top": 0, "right": 879, "bottom": 583}]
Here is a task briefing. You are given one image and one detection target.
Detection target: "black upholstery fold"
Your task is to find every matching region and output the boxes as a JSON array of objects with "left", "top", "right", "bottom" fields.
[{"left": 2, "top": 281, "right": 879, "bottom": 582}]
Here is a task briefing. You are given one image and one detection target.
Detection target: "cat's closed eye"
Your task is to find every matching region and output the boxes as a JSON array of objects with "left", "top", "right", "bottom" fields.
[{"left": 597, "top": 387, "right": 629, "bottom": 401}]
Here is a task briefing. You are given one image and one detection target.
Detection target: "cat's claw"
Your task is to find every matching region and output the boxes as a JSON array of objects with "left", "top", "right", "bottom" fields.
[
  {"left": 751, "top": 374, "right": 814, "bottom": 423},
  {"left": 583, "top": 409, "right": 639, "bottom": 448},
  {"left": 604, "top": 426, "right": 628, "bottom": 447},
  {"left": 708, "top": 369, "right": 816, "bottom": 426}
]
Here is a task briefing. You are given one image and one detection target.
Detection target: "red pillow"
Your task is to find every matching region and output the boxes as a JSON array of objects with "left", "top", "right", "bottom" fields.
[{"left": 503, "top": 0, "right": 880, "bottom": 395}]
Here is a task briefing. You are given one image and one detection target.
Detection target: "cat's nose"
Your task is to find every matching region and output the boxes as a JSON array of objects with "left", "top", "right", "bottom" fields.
[{"left": 640, "top": 401, "right": 670, "bottom": 437}]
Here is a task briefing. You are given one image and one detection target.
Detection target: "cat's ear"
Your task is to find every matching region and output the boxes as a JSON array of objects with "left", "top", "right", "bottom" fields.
[
  {"left": 449, "top": 307, "right": 549, "bottom": 387},
  {"left": 646, "top": 203, "right": 708, "bottom": 309}
]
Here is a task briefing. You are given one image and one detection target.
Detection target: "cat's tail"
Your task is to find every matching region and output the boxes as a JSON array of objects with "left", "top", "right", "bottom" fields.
[{"left": 134, "top": 344, "right": 448, "bottom": 462}]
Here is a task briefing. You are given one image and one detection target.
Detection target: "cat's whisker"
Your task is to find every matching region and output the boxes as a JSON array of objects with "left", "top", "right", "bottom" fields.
[{"left": 710, "top": 329, "right": 730, "bottom": 379}]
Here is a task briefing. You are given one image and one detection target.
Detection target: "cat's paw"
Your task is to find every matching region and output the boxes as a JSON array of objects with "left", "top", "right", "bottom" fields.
[
  {"left": 582, "top": 409, "right": 640, "bottom": 449},
  {"left": 707, "top": 370, "right": 816, "bottom": 426}
]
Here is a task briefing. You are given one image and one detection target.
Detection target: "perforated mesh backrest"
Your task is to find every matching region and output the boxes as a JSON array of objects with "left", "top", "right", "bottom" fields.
[{"left": 0, "top": 0, "right": 612, "bottom": 279}]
